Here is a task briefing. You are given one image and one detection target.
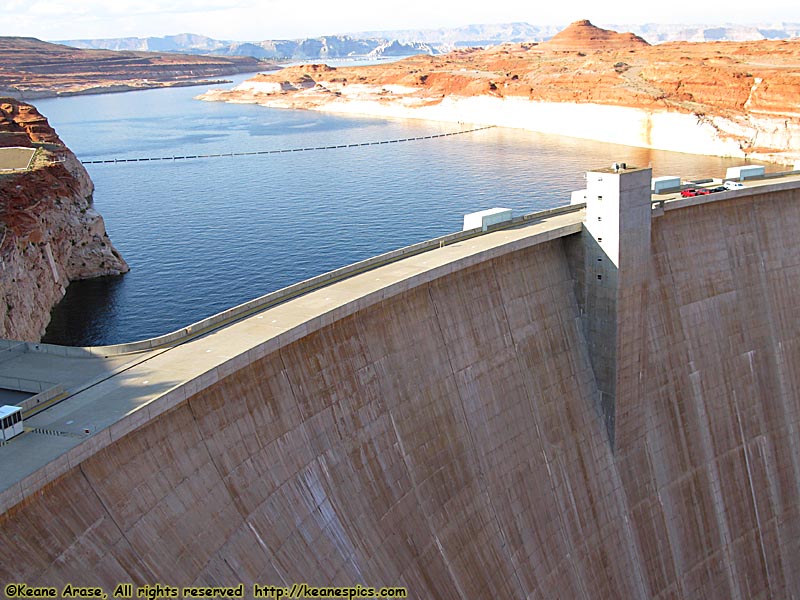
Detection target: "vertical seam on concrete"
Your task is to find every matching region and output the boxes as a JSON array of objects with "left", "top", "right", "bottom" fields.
[
  {"left": 745, "top": 198, "right": 778, "bottom": 592},
  {"left": 349, "top": 295, "right": 473, "bottom": 596},
  {"left": 644, "top": 215, "right": 689, "bottom": 600},
  {"left": 485, "top": 260, "right": 535, "bottom": 599},
  {"left": 277, "top": 345, "right": 370, "bottom": 584},
  {"left": 272, "top": 347, "right": 326, "bottom": 584},
  {"left": 518, "top": 250, "right": 594, "bottom": 600},
  {"left": 732, "top": 384, "right": 773, "bottom": 591},
  {"left": 770, "top": 193, "right": 800, "bottom": 598},
  {"left": 386, "top": 410, "right": 467, "bottom": 599},
  {"left": 184, "top": 392, "right": 254, "bottom": 582},
  {"left": 686, "top": 367, "right": 742, "bottom": 600},
  {"left": 417, "top": 284, "right": 488, "bottom": 599},
  {"left": 754, "top": 193, "right": 800, "bottom": 599},
  {"left": 278, "top": 347, "right": 309, "bottom": 424},
  {"left": 426, "top": 280, "right": 528, "bottom": 600},
  {"left": 78, "top": 462, "right": 159, "bottom": 582}
]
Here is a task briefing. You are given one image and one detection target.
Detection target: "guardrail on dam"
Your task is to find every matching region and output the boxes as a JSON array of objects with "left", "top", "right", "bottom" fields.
[{"left": 2, "top": 169, "right": 800, "bottom": 598}]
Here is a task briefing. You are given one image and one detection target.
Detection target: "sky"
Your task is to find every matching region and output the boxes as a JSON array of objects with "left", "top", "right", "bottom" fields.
[{"left": 1, "top": 0, "right": 799, "bottom": 41}]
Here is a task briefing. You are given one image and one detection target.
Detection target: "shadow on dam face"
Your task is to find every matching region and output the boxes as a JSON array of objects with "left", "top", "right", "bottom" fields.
[{"left": 2, "top": 182, "right": 800, "bottom": 598}]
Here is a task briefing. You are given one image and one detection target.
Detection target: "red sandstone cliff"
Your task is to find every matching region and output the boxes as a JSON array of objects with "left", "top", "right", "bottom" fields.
[
  {"left": 0, "top": 98, "right": 128, "bottom": 341},
  {"left": 200, "top": 20, "right": 800, "bottom": 163}
]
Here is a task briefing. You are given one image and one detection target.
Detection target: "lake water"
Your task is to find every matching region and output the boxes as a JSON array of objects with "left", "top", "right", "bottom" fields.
[{"left": 34, "top": 73, "right": 769, "bottom": 346}]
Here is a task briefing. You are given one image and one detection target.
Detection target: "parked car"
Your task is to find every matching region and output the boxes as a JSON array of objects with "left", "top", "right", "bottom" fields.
[{"left": 724, "top": 181, "right": 745, "bottom": 190}]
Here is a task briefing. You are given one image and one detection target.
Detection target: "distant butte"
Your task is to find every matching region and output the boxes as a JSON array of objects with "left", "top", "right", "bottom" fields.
[{"left": 541, "top": 19, "right": 650, "bottom": 50}]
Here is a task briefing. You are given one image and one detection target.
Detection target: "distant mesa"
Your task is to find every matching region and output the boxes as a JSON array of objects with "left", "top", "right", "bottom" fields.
[
  {"left": 0, "top": 36, "right": 268, "bottom": 99},
  {"left": 543, "top": 19, "right": 651, "bottom": 50},
  {"left": 57, "top": 33, "right": 440, "bottom": 61}
]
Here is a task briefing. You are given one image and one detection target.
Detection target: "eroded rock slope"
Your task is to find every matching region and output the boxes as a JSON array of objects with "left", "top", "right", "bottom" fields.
[{"left": 0, "top": 98, "right": 128, "bottom": 341}]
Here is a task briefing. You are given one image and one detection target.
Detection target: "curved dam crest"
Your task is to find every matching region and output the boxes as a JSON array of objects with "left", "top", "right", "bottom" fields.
[{"left": 2, "top": 173, "right": 800, "bottom": 598}]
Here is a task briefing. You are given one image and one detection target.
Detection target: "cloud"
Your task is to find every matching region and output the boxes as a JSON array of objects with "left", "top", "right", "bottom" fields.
[
  {"left": 2, "top": 0, "right": 798, "bottom": 41},
  {"left": 3, "top": 0, "right": 267, "bottom": 39}
]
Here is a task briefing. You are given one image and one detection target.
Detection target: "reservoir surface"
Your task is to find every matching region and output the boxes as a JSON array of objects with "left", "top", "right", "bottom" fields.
[{"left": 36, "top": 72, "right": 770, "bottom": 346}]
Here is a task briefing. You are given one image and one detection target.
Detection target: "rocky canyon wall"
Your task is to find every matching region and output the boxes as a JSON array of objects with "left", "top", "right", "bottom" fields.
[{"left": 0, "top": 98, "right": 128, "bottom": 341}]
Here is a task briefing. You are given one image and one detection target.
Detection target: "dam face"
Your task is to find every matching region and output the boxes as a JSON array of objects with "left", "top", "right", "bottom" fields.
[{"left": 2, "top": 173, "right": 800, "bottom": 599}]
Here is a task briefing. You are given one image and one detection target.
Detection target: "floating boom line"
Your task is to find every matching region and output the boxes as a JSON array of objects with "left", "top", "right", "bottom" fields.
[{"left": 80, "top": 126, "right": 496, "bottom": 165}]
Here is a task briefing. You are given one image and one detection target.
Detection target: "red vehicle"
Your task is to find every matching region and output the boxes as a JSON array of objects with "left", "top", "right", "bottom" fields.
[{"left": 681, "top": 188, "right": 712, "bottom": 197}]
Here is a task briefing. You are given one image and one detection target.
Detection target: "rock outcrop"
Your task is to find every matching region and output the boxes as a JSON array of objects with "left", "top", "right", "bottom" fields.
[
  {"left": 542, "top": 19, "right": 650, "bottom": 50},
  {"left": 200, "top": 20, "right": 800, "bottom": 164},
  {"left": 0, "top": 98, "right": 128, "bottom": 342}
]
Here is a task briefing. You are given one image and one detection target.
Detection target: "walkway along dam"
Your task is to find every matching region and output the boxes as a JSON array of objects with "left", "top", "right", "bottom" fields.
[{"left": 2, "top": 167, "right": 800, "bottom": 598}]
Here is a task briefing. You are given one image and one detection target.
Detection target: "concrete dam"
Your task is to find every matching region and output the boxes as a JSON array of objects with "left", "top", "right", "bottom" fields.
[{"left": 2, "top": 167, "right": 800, "bottom": 599}]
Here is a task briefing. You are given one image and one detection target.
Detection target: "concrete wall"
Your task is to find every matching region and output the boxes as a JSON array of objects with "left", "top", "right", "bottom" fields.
[
  {"left": 616, "top": 187, "right": 800, "bottom": 598},
  {"left": 2, "top": 188, "right": 800, "bottom": 598}
]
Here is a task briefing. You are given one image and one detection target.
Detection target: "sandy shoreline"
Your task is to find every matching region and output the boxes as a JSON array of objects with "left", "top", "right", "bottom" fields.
[{"left": 199, "top": 83, "right": 800, "bottom": 166}]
